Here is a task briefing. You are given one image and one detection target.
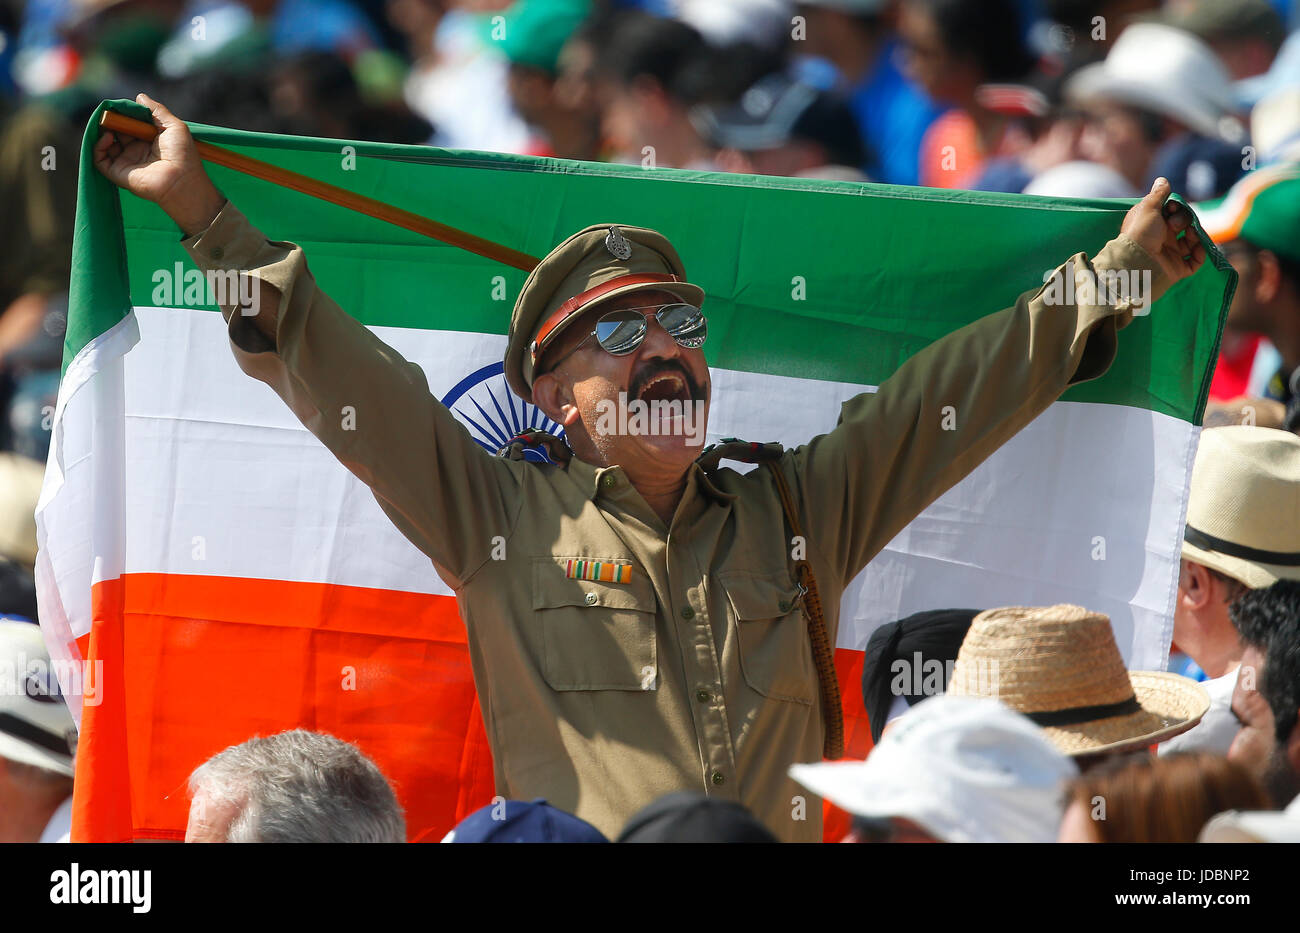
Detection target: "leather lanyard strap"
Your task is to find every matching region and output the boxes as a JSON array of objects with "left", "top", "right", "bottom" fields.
[{"left": 762, "top": 459, "right": 845, "bottom": 760}]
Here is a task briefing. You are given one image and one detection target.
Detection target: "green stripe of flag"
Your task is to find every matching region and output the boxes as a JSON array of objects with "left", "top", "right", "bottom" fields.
[{"left": 72, "top": 100, "right": 1233, "bottom": 423}]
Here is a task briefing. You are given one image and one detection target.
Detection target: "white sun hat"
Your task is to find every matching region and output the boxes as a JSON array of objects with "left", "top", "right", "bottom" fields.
[
  {"left": 789, "top": 695, "right": 1077, "bottom": 843},
  {"left": 1066, "top": 23, "right": 1245, "bottom": 143},
  {"left": 1200, "top": 794, "right": 1300, "bottom": 843},
  {"left": 0, "top": 619, "right": 76, "bottom": 777}
]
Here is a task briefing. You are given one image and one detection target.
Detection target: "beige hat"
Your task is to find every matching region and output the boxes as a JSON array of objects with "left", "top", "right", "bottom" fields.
[
  {"left": 1065, "top": 22, "right": 1245, "bottom": 143},
  {"left": 947, "top": 605, "right": 1210, "bottom": 757},
  {"left": 504, "top": 224, "right": 704, "bottom": 402},
  {"left": 1182, "top": 425, "right": 1300, "bottom": 589},
  {"left": 0, "top": 453, "right": 43, "bottom": 568},
  {"left": 0, "top": 620, "right": 76, "bottom": 777}
]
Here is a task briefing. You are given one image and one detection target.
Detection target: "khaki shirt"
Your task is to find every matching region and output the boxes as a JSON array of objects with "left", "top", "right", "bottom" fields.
[{"left": 183, "top": 203, "right": 1166, "bottom": 842}]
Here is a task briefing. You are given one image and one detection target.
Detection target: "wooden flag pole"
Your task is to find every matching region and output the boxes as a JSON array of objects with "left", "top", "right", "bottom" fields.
[{"left": 98, "top": 110, "right": 541, "bottom": 272}]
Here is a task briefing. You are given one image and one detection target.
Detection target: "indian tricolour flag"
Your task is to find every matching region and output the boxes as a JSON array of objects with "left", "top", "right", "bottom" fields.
[{"left": 37, "top": 100, "right": 1232, "bottom": 842}]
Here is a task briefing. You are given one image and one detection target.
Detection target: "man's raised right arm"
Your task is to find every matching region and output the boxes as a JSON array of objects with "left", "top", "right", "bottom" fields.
[{"left": 95, "top": 94, "right": 520, "bottom": 587}]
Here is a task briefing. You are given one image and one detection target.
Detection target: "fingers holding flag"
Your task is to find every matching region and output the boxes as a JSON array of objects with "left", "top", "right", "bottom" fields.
[
  {"left": 93, "top": 93, "right": 225, "bottom": 236},
  {"left": 1120, "top": 177, "right": 1208, "bottom": 285}
]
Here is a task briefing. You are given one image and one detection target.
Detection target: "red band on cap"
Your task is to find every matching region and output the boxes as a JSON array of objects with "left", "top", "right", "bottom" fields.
[{"left": 529, "top": 272, "right": 686, "bottom": 363}]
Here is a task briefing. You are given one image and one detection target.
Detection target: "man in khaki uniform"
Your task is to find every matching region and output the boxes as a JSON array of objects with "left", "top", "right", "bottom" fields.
[{"left": 95, "top": 94, "right": 1206, "bottom": 842}]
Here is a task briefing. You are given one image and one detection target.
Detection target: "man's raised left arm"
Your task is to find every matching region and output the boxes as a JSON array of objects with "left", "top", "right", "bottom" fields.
[{"left": 788, "top": 178, "right": 1207, "bottom": 586}]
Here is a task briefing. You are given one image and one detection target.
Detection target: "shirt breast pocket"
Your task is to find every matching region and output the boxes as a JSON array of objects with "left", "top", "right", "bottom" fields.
[
  {"left": 531, "top": 557, "right": 658, "bottom": 691},
  {"left": 719, "top": 570, "right": 816, "bottom": 706}
]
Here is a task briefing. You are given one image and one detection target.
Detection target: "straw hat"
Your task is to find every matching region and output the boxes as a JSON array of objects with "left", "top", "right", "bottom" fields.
[
  {"left": 947, "top": 605, "right": 1210, "bottom": 757},
  {"left": 1181, "top": 426, "right": 1300, "bottom": 589}
]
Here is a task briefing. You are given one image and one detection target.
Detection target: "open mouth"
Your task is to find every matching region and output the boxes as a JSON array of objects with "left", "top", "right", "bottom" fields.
[
  {"left": 636, "top": 370, "right": 692, "bottom": 405},
  {"left": 630, "top": 360, "right": 706, "bottom": 408}
]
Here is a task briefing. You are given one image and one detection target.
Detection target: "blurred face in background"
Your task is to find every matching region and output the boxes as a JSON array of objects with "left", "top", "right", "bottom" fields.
[
  {"left": 898, "top": 1, "right": 976, "bottom": 103},
  {"left": 598, "top": 80, "right": 648, "bottom": 161},
  {"left": 1227, "top": 644, "right": 1298, "bottom": 806},
  {"left": 1221, "top": 240, "right": 1268, "bottom": 332},
  {"left": 555, "top": 35, "right": 598, "bottom": 118},
  {"left": 715, "top": 142, "right": 830, "bottom": 178},
  {"left": 1079, "top": 103, "right": 1161, "bottom": 190},
  {"left": 1228, "top": 647, "right": 1273, "bottom": 771}
]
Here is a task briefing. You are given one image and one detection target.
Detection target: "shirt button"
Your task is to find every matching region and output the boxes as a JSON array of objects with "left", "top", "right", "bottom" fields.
[
  {"left": 210, "top": 246, "right": 224, "bottom": 260},
  {"left": 778, "top": 599, "right": 791, "bottom": 613},
  {"left": 584, "top": 592, "right": 598, "bottom": 606},
  {"left": 601, "top": 474, "right": 617, "bottom": 489},
  {"left": 680, "top": 606, "right": 695, "bottom": 620},
  {"left": 696, "top": 690, "right": 710, "bottom": 703},
  {"left": 711, "top": 771, "right": 725, "bottom": 786}
]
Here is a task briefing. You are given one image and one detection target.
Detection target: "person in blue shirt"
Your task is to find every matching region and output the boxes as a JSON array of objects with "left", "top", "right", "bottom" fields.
[{"left": 792, "top": 0, "right": 946, "bottom": 185}]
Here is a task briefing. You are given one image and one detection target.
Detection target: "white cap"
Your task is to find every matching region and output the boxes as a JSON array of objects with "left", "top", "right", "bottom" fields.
[
  {"left": 1022, "top": 161, "right": 1140, "bottom": 199},
  {"left": 789, "top": 695, "right": 1077, "bottom": 843},
  {"left": 1066, "top": 23, "right": 1244, "bottom": 142},
  {"left": 0, "top": 620, "right": 76, "bottom": 777},
  {"left": 676, "top": 0, "right": 794, "bottom": 49},
  {"left": 1199, "top": 794, "right": 1300, "bottom": 843},
  {"left": 1251, "top": 87, "right": 1300, "bottom": 166}
]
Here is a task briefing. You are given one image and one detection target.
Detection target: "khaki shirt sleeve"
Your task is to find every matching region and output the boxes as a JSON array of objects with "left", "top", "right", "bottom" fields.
[
  {"left": 791, "top": 234, "right": 1168, "bottom": 585},
  {"left": 181, "top": 201, "right": 521, "bottom": 588}
]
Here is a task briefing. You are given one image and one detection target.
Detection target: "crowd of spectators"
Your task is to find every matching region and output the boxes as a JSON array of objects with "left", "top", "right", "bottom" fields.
[{"left": 2, "top": 0, "right": 1300, "bottom": 843}]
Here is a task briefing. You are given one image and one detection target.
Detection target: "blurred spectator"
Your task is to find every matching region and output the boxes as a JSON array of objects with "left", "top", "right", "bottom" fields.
[
  {"left": 497, "top": 0, "right": 597, "bottom": 158},
  {"left": 266, "top": 50, "right": 432, "bottom": 142},
  {"left": 442, "top": 797, "right": 607, "bottom": 841},
  {"left": 946, "top": 604, "right": 1210, "bottom": 769},
  {"left": 859, "top": 607, "right": 977, "bottom": 743},
  {"left": 693, "top": 72, "right": 867, "bottom": 178},
  {"left": 1066, "top": 22, "right": 1246, "bottom": 199},
  {"left": 1021, "top": 159, "right": 1138, "bottom": 197},
  {"left": 1200, "top": 792, "right": 1300, "bottom": 841},
  {"left": 791, "top": 695, "right": 1078, "bottom": 843},
  {"left": 0, "top": 453, "right": 44, "bottom": 569},
  {"left": 405, "top": 1, "right": 533, "bottom": 152},
  {"left": 0, "top": 618, "right": 76, "bottom": 842},
  {"left": 898, "top": 0, "right": 1039, "bottom": 188},
  {"left": 1228, "top": 580, "right": 1300, "bottom": 807},
  {"left": 592, "top": 10, "right": 715, "bottom": 168},
  {"left": 1236, "top": 29, "right": 1300, "bottom": 112},
  {"left": 0, "top": 103, "right": 75, "bottom": 462},
  {"left": 1038, "top": 0, "right": 1163, "bottom": 72},
  {"left": 676, "top": 0, "right": 793, "bottom": 51},
  {"left": 1057, "top": 750, "right": 1271, "bottom": 842},
  {"left": 186, "top": 729, "right": 406, "bottom": 842},
  {"left": 616, "top": 791, "right": 778, "bottom": 842},
  {"left": 1199, "top": 167, "right": 1300, "bottom": 433},
  {"left": 1151, "top": 0, "right": 1285, "bottom": 81},
  {"left": 0, "top": 558, "right": 39, "bottom": 622},
  {"left": 1250, "top": 87, "right": 1300, "bottom": 166},
  {"left": 1163, "top": 426, "right": 1300, "bottom": 754},
  {"left": 792, "top": 0, "right": 945, "bottom": 186}
]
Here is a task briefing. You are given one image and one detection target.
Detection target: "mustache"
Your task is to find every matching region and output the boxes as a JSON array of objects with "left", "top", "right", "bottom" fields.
[{"left": 628, "top": 359, "right": 707, "bottom": 403}]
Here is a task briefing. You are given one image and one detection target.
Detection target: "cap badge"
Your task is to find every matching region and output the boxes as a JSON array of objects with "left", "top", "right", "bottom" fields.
[{"left": 605, "top": 226, "right": 633, "bottom": 260}]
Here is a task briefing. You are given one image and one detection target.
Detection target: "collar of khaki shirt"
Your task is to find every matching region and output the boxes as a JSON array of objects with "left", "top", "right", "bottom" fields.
[{"left": 565, "top": 452, "right": 741, "bottom": 509}]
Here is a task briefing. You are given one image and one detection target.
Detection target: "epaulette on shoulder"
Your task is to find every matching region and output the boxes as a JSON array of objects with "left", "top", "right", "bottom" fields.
[{"left": 496, "top": 429, "right": 572, "bottom": 466}]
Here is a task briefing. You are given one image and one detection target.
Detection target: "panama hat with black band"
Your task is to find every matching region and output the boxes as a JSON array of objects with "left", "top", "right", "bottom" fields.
[{"left": 1181, "top": 425, "right": 1300, "bottom": 590}]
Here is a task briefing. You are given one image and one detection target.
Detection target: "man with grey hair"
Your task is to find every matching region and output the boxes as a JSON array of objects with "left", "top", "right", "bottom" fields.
[{"left": 185, "top": 729, "right": 405, "bottom": 843}]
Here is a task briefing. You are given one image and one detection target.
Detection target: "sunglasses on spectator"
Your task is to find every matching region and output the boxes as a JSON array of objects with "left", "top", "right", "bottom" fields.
[{"left": 540, "top": 303, "right": 707, "bottom": 371}]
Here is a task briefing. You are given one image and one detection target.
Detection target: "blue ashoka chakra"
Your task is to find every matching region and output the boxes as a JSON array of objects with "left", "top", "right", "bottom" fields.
[{"left": 440, "top": 361, "right": 566, "bottom": 463}]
